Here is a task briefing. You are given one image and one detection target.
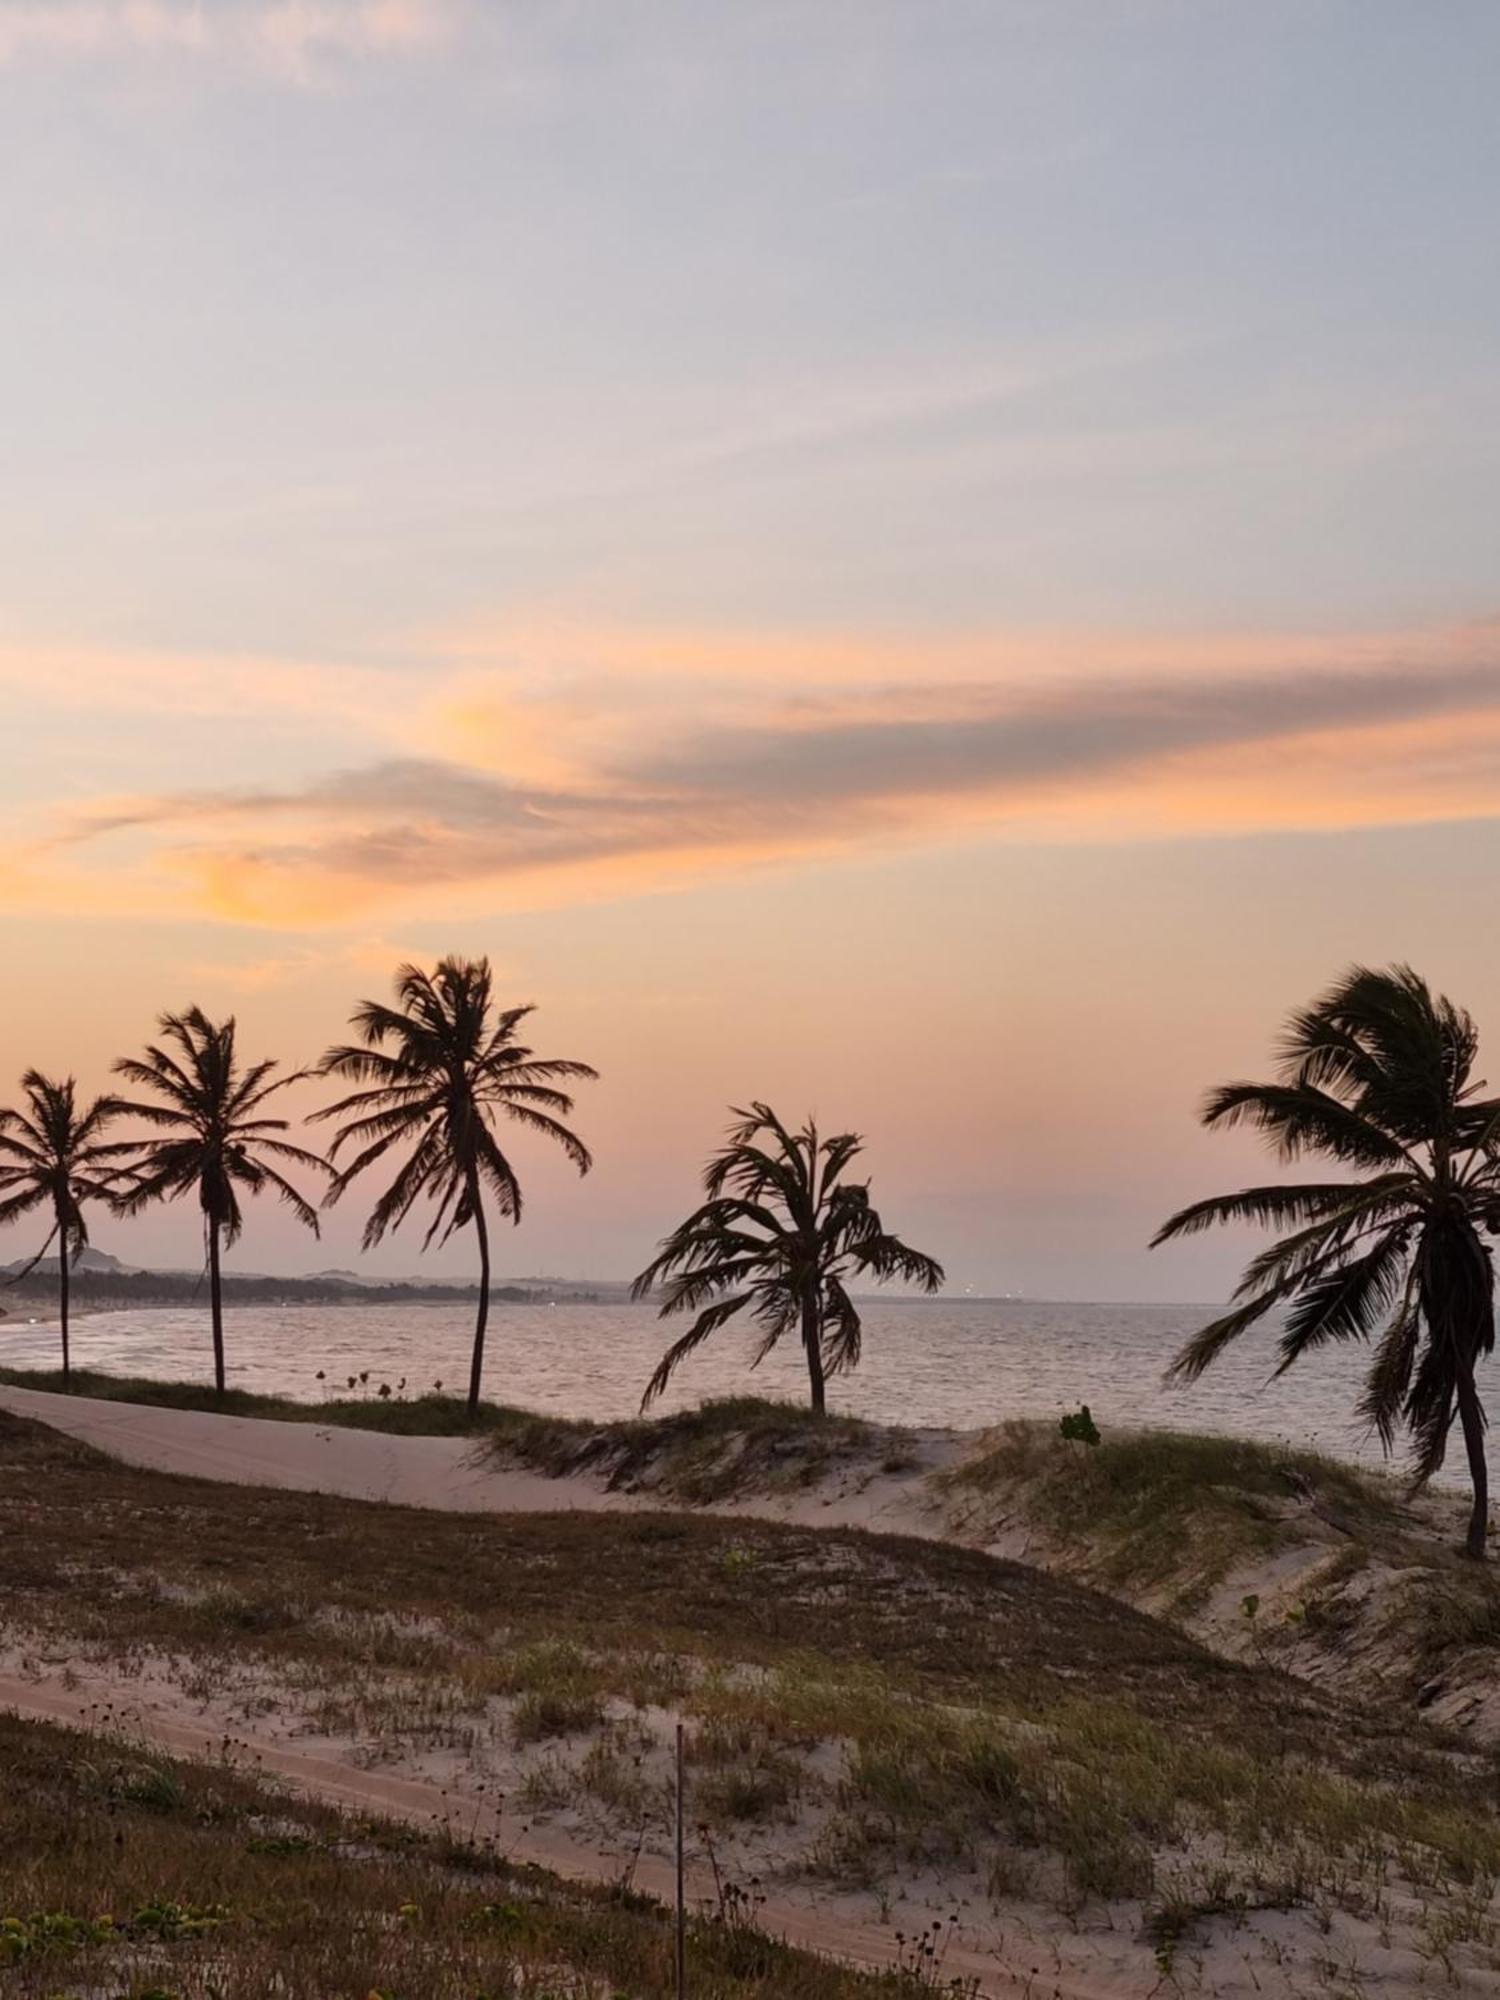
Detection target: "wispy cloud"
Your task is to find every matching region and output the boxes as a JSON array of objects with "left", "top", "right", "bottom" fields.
[
  {"left": 181, "top": 931, "right": 435, "bottom": 990},
  {"left": 0, "top": 0, "right": 457, "bottom": 76},
  {"left": 23, "top": 620, "right": 1500, "bottom": 926}
]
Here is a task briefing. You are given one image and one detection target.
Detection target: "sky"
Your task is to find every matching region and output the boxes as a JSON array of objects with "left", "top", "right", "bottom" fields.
[{"left": 3, "top": 0, "right": 1500, "bottom": 1298}]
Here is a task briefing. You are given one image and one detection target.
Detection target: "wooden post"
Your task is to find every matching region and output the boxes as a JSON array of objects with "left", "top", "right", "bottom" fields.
[{"left": 675, "top": 1718, "right": 687, "bottom": 2000}]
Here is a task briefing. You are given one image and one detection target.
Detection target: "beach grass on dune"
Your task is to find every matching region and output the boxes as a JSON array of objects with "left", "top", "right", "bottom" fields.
[
  {"left": 488, "top": 1392, "right": 879, "bottom": 1500},
  {"left": 0, "top": 1710, "right": 900, "bottom": 2000},
  {"left": 940, "top": 1417, "right": 1417, "bottom": 1609}
]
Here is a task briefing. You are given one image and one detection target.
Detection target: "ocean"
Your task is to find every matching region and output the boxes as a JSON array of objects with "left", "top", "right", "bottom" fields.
[{"left": 0, "top": 1293, "right": 1447, "bottom": 1479}]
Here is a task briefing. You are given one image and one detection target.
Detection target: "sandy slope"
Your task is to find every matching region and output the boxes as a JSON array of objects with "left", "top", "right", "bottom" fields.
[
  {"left": 6, "top": 1385, "right": 1498, "bottom": 1994},
  {"left": 0, "top": 1667, "right": 1131, "bottom": 1999}
]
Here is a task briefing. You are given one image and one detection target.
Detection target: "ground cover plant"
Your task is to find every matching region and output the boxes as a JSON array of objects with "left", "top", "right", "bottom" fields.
[
  {"left": 0, "top": 1363, "right": 518, "bottom": 1434},
  {"left": 939, "top": 1419, "right": 1407, "bottom": 1610},
  {"left": 0, "top": 1709, "right": 924, "bottom": 2000}
]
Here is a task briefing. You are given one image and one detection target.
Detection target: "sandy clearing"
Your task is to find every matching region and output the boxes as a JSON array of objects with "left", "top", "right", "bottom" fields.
[{"left": 0, "top": 1669, "right": 1121, "bottom": 1999}]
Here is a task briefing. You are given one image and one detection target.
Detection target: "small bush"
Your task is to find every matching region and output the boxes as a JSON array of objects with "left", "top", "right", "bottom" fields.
[
  {"left": 1059, "top": 1405, "right": 1100, "bottom": 1447},
  {"left": 511, "top": 1688, "right": 605, "bottom": 1744}
]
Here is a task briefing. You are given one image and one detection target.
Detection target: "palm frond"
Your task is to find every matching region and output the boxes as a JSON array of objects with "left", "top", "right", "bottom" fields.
[
  {"left": 1168, "top": 1289, "right": 1286, "bottom": 1383},
  {"left": 1358, "top": 1270, "right": 1422, "bottom": 1451},
  {"left": 1151, "top": 1180, "right": 1409, "bottom": 1246},
  {"left": 1272, "top": 1231, "right": 1411, "bottom": 1374},
  {"left": 1202, "top": 1082, "right": 1413, "bottom": 1170},
  {"left": 640, "top": 1294, "right": 753, "bottom": 1408}
]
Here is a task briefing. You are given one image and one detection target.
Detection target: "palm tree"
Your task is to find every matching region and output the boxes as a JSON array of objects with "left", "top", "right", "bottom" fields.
[
  {"left": 111, "top": 1009, "right": 325, "bottom": 1395},
  {"left": 634, "top": 1102, "right": 945, "bottom": 1414},
  {"left": 313, "top": 957, "right": 596, "bottom": 1415},
  {"left": 1154, "top": 964, "right": 1500, "bottom": 1559},
  {"left": 0, "top": 1074, "right": 134, "bottom": 1383}
]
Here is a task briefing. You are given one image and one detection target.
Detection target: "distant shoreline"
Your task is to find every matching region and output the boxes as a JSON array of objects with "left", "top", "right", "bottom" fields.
[{"left": 0, "top": 1274, "right": 613, "bottom": 1314}]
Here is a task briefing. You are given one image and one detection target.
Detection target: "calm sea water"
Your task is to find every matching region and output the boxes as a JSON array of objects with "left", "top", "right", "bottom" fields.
[{"left": 0, "top": 1295, "right": 1454, "bottom": 1478}]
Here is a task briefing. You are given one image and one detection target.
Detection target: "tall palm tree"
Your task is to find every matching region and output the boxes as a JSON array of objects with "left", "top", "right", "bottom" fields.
[
  {"left": 0, "top": 1074, "right": 134, "bottom": 1383},
  {"left": 1154, "top": 964, "right": 1500, "bottom": 1559},
  {"left": 111, "top": 1009, "right": 325, "bottom": 1396},
  {"left": 634, "top": 1102, "right": 945, "bottom": 1414},
  {"left": 313, "top": 957, "right": 596, "bottom": 1415}
]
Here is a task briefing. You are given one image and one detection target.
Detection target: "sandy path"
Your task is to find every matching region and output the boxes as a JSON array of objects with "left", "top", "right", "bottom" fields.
[
  {"left": 0, "top": 1670, "right": 1127, "bottom": 1998},
  {"left": 0, "top": 1383, "right": 944, "bottom": 1535},
  {"left": 0, "top": 1384, "right": 644, "bottom": 1514}
]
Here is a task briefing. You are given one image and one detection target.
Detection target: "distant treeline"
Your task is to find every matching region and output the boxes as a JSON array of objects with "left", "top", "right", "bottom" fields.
[{"left": 1, "top": 1270, "right": 590, "bottom": 1309}]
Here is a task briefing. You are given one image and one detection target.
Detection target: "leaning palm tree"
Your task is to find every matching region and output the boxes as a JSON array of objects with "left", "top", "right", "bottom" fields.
[
  {"left": 0, "top": 1074, "right": 134, "bottom": 1383},
  {"left": 1154, "top": 964, "right": 1500, "bottom": 1559},
  {"left": 111, "top": 1010, "right": 326, "bottom": 1395},
  {"left": 313, "top": 957, "right": 596, "bottom": 1415},
  {"left": 634, "top": 1102, "right": 944, "bottom": 1413}
]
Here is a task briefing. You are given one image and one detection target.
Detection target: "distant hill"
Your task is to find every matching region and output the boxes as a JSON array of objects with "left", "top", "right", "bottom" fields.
[
  {"left": 0, "top": 1245, "right": 623, "bottom": 1307},
  {"left": 303, "top": 1268, "right": 632, "bottom": 1300},
  {"left": 1, "top": 1246, "right": 137, "bottom": 1278}
]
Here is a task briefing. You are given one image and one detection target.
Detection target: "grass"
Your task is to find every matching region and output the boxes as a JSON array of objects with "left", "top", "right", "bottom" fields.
[
  {"left": 1393, "top": 1563, "right": 1500, "bottom": 1680},
  {"left": 489, "top": 1393, "right": 881, "bottom": 1502},
  {"left": 0, "top": 1407, "right": 1294, "bottom": 1727},
  {"left": 941, "top": 1419, "right": 1408, "bottom": 1610},
  {"left": 693, "top": 1718, "right": 806, "bottom": 1824},
  {"left": 0, "top": 1362, "right": 522, "bottom": 1434},
  {"left": 0, "top": 1710, "right": 918, "bottom": 1999}
]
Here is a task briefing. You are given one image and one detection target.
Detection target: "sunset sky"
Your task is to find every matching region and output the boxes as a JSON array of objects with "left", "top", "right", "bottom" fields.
[{"left": 4, "top": 0, "right": 1500, "bottom": 1297}]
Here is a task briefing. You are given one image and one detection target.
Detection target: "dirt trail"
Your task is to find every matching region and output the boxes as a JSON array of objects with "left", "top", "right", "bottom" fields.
[{"left": 0, "top": 1670, "right": 1129, "bottom": 1999}]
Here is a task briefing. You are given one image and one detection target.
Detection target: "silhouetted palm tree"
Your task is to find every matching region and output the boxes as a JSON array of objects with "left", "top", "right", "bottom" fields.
[
  {"left": 313, "top": 957, "right": 596, "bottom": 1415},
  {"left": 112, "top": 1010, "right": 325, "bottom": 1395},
  {"left": 1155, "top": 964, "right": 1500, "bottom": 1559},
  {"left": 0, "top": 1073, "right": 134, "bottom": 1383},
  {"left": 634, "top": 1102, "right": 945, "bottom": 1413}
]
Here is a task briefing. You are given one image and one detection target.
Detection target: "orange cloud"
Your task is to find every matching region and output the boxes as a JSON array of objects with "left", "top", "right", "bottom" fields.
[{"left": 11, "top": 617, "right": 1500, "bottom": 930}]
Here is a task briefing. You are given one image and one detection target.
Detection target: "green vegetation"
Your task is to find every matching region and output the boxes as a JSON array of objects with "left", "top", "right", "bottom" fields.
[
  {"left": 0, "top": 1364, "right": 516, "bottom": 1436},
  {"left": 491, "top": 1394, "right": 879, "bottom": 1500},
  {"left": 0, "top": 1711, "right": 911, "bottom": 1999},
  {"left": 634, "top": 1102, "right": 943, "bottom": 1412},
  {"left": 1155, "top": 963, "right": 1500, "bottom": 1559},
  {"left": 941, "top": 1419, "right": 1404, "bottom": 1610},
  {"left": 313, "top": 954, "right": 596, "bottom": 1414}
]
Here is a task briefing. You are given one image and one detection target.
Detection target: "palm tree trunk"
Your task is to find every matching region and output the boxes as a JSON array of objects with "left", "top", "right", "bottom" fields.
[
  {"left": 467, "top": 1179, "right": 491, "bottom": 1417},
  {"left": 801, "top": 1292, "right": 826, "bottom": 1415},
  {"left": 208, "top": 1219, "right": 225, "bottom": 1397},
  {"left": 1457, "top": 1357, "right": 1489, "bottom": 1560},
  {"left": 57, "top": 1212, "right": 70, "bottom": 1388}
]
